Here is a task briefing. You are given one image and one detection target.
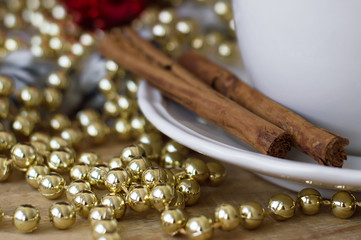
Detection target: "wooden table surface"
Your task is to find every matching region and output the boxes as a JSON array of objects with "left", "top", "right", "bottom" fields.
[{"left": 1, "top": 138, "right": 361, "bottom": 240}]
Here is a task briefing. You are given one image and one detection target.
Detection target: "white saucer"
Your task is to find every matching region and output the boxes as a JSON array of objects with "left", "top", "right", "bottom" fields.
[{"left": 138, "top": 80, "right": 361, "bottom": 197}]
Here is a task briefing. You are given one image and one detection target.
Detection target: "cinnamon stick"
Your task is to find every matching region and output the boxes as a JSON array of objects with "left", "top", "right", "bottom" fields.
[
  {"left": 99, "top": 31, "right": 292, "bottom": 158},
  {"left": 178, "top": 50, "right": 349, "bottom": 167}
]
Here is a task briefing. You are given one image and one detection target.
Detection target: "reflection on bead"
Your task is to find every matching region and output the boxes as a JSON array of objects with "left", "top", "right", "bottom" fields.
[
  {"left": 72, "top": 190, "right": 98, "bottom": 218},
  {"left": 101, "top": 193, "right": 127, "bottom": 220},
  {"left": 214, "top": 203, "right": 240, "bottom": 231},
  {"left": 268, "top": 194, "right": 295, "bottom": 221},
  {"left": 108, "top": 157, "right": 125, "bottom": 169},
  {"left": 38, "top": 172, "right": 65, "bottom": 199},
  {"left": 11, "top": 143, "right": 37, "bottom": 171},
  {"left": 297, "top": 188, "right": 322, "bottom": 215},
  {"left": 161, "top": 209, "right": 187, "bottom": 236},
  {"left": 48, "top": 148, "right": 75, "bottom": 173},
  {"left": 213, "top": 0, "right": 233, "bottom": 21},
  {"left": 25, "top": 164, "right": 50, "bottom": 188},
  {"left": 150, "top": 183, "right": 175, "bottom": 212},
  {"left": 176, "top": 179, "right": 201, "bottom": 206},
  {"left": 66, "top": 180, "right": 92, "bottom": 202},
  {"left": 87, "top": 164, "right": 109, "bottom": 189},
  {"left": 0, "top": 157, "right": 12, "bottom": 182},
  {"left": 121, "top": 144, "right": 146, "bottom": 166},
  {"left": 13, "top": 204, "right": 40, "bottom": 233},
  {"left": 239, "top": 201, "right": 265, "bottom": 229},
  {"left": 158, "top": 8, "right": 177, "bottom": 25},
  {"left": 49, "top": 114, "right": 71, "bottom": 132},
  {"left": 70, "top": 164, "right": 90, "bottom": 181},
  {"left": 114, "top": 118, "right": 133, "bottom": 141},
  {"left": 49, "top": 202, "right": 76, "bottom": 229},
  {"left": 105, "top": 168, "right": 131, "bottom": 193},
  {"left": 331, "top": 191, "right": 356, "bottom": 219},
  {"left": 206, "top": 162, "right": 226, "bottom": 186},
  {"left": 186, "top": 215, "right": 213, "bottom": 240},
  {"left": 182, "top": 157, "right": 209, "bottom": 184},
  {"left": 126, "top": 157, "right": 152, "bottom": 182},
  {"left": 125, "top": 76, "right": 139, "bottom": 98},
  {"left": 89, "top": 205, "right": 115, "bottom": 224},
  {"left": 142, "top": 167, "right": 168, "bottom": 189},
  {"left": 126, "top": 185, "right": 150, "bottom": 212},
  {"left": 98, "top": 77, "right": 117, "bottom": 97},
  {"left": 78, "top": 152, "right": 102, "bottom": 166}
]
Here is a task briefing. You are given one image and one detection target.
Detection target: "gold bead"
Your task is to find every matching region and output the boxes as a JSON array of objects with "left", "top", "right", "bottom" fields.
[
  {"left": 162, "top": 140, "right": 189, "bottom": 156},
  {"left": 66, "top": 180, "right": 92, "bottom": 202},
  {"left": 126, "top": 157, "right": 152, "bottom": 182},
  {"left": 11, "top": 142, "right": 36, "bottom": 171},
  {"left": 268, "top": 194, "right": 295, "bottom": 221},
  {"left": 3, "top": 12, "right": 24, "bottom": 29},
  {"left": 0, "top": 131, "right": 16, "bottom": 152},
  {"left": 98, "top": 76, "right": 117, "bottom": 98},
  {"left": 239, "top": 201, "right": 265, "bottom": 229},
  {"left": 71, "top": 42, "right": 84, "bottom": 57},
  {"left": 89, "top": 205, "right": 115, "bottom": 224},
  {"left": 30, "top": 132, "right": 50, "bottom": 147},
  {"left": 139, "top": 132, "right": 163, "bottom": 158},
  {"left": 6, "top": 0, "right": 24, "bottom": 12},
  {"left": 125, "top": 76, "right": 139, "bottom": 98},
  {"left": 114, "top": 118, "right": 133, "bottom": 141},
  {"left": 49, "top": 136, "right": 69, "bottom": 150},
  {"left": 175, "top": 18, "right": 198, "bottom": 41},
  {"left": 160, "top": 209, "right": 187, "bottom": 236},
  {"left": 176, "top": 179, "right": 201, "bottom": 206},
  {"left": 0, "top": 157, "right": 12, "bottom": 182},
  {"left": 164, "top": 168, "right": 176, "bottom": 186},
  {"left": 214, "top": 203, "right": 240, "bottom": 231},
  {"left": 80, "top": 32, "right": 95, "bottom": 47},
  {"left": 105, "top": 168, "right": 131, "bottom": 193},
  {"left": 86, "top": 121, "right": 110, "bottom": 144},
  {"left": 297, "top": 188, "right": 322, "bottom": 215},
  {"left": 49, "top": 202, "right": 76, "bottom": 229},
  {"left": 158, "top": 8, "right": 177, "bottom": 25},
  {"left": 0, "top": 97, "right": 9, "bottom": 119},
  {"left": 160, "top": 151, "right": 183, "bottom": 169},
  {"left": 48, "top": 148, "right": 75, "bottom": 173},
  {"left": 101, "top": 193, "right": 127, "bottom": 220},
  {"left": 213, "top": 0, "right": 233, "bottom": 21},
  {"left": 182, "top": 157, "right": 209, "bottom": 184},
  {"left": 30, "top": 140, "right": 50, "bottom": 158},
  {"left": 120, "top": 144, "right": 146, "bottom": 165},
  {"left": 60, "top": 128, "right": 83, "bottom": 147},
  {"left": 19, "top": 86, "right": 43, "bottom": 107},
  {"left": 103, "top": 100, "right": 120, "bottom": 118},
  {"left": 78, "top": 152, "right": 102, "bottom": 166},
  {"left": 13, "top": 204, "right": 40, "bottom": 233},
  {"left": 169, "top": 190, "right": 185, "bottom": 210},
  {"left": 217, "top": 41, "right": 239, "bottom": 62},
  {"left": 47, "top": 71, "right": 69, "bottom": 90},
  {"left": 105, "top": 60, "right": 119, "bottom": 76},
  {"left": 49, "top": 114, "right": 71, "bottom": 132},
  {"left": 58, "top": 53, "right": 75, "bottom": 69},
  {"left": 185, "top": 215, "right": 213, "bottom": 240},
  {"left": 206, "top": 162, "right": 226, "bottom": 187},
  {"left": 130, "top": 115, "right": 154, "bottom": 138},
  {"left": 70, "top": 164, "right": 89, "bottom": 181},
  {"left": 191, "top": 35, "right": 208, "bottom": 52},
  {"left": 142, "top": 166, "right": 168, "bottom": 189},
  {"left": 205, "top": 31, "right": 223, "bottom": 48},
  {"left": 115, "top": 95, "right": 137, "bottom": 119},
  {"left": 163, "top": 37, "right": 182, "bottom": 58},
  {"left": 108, "top": 157, "right": 125, "bottom": 169},
  {"left": 4, "top": 37, "right": 25, "bottom": 52},
  {"left": 150, "top": 183, "right": 175, "bottom": 212},
  {"left": 87, "top": 164, "right": 109, "bottom": 189},
  {"left": 12, "top": 115, "right": 35, "bottom": 136},
  {"left": 25, "top": 164, "right": 50, "bottom": 188},
  {"left": 0, "top": 75, "right": 14, "bottom": 96},
  {"left": 18, "top": 107, "right": 41, "bottom": 123},
  {"left": 331, "top": 191, "right": 356, "bottom": 219},
  {"left": 38, "top": 172, "right": 65, "bottom": 199},
  {"left": 126, "top": 185, "right": 150, "bottom": 212},
  {"left": 72, "top": 190, "right": 98, "bottom": 218},
  {"left": 92, "top": 219, "right": 119, "bottom": 239}
]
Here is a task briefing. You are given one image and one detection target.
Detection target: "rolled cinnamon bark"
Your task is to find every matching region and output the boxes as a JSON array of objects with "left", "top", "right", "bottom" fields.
[
  {"left": 99, "top": 35, "right": 292, "bottom": 158},
  {"left": 178, "top": 51, "right": 349, "bottom": 167}
]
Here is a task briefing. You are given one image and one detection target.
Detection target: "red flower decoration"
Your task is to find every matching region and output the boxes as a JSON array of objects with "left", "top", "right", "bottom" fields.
[{"left": 62, "top": 0, "right": 149, "bottom": 30}]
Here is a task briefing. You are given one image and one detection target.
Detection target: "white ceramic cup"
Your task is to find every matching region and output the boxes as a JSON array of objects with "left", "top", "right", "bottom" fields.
[{"left": 232, "top": 0, "right": 361, "bottom": 155}]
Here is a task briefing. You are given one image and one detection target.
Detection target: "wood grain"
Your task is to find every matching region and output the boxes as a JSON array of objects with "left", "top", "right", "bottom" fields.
[{"left": 0, "top": 138, "right": 360, "bottom": 240}]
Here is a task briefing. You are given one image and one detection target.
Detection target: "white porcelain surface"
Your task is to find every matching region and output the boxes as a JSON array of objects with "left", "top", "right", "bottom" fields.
[
  {"left": 138, "top": 80, "right": 361, "bottom": 197},
  {"left": 232, "top": 0, "right": 361, "bottom": 155}
]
